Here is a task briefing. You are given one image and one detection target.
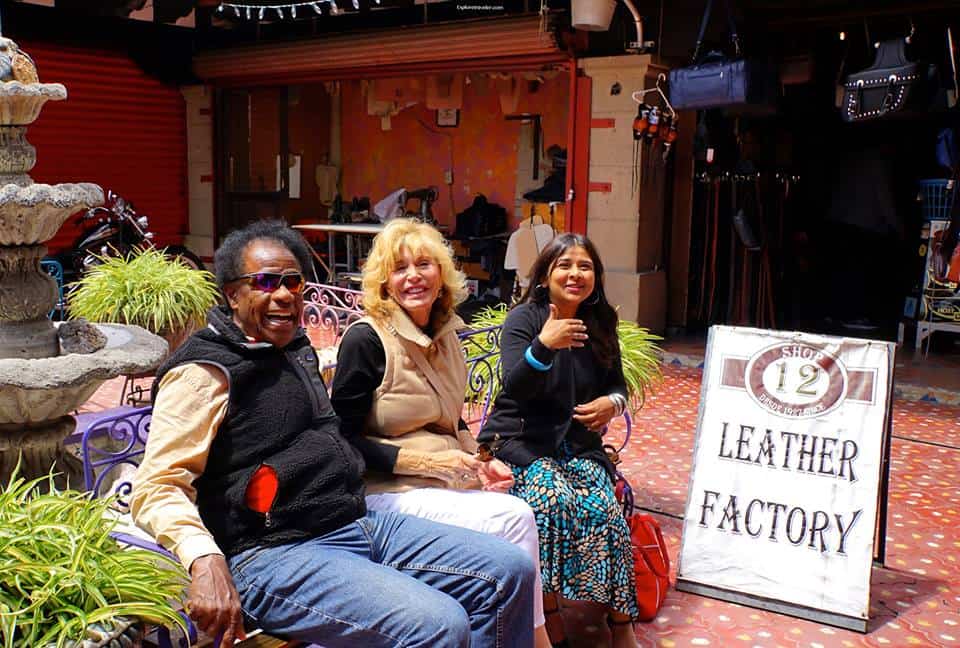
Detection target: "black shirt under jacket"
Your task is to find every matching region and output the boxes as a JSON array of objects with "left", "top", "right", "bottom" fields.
[
  {"left": 476, "top": 301, "right": 627, "bottom": 482},
  {"left": 331, "top": 323, "right": 471, "bottom": 474}
]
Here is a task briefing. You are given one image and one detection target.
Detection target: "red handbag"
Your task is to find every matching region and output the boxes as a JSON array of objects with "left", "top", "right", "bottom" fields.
[
  {"left": 627, "top": 512, "right": 671, "bottom": 621},
  {"left": 605, "top": 415, "right": 672, "bottom": 622}
]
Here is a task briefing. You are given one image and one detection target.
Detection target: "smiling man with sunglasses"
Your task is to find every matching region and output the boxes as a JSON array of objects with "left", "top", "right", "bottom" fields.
[
  {"left": 131, "top": 220, "right": 535, "bottom": 648},
  {"left": 226, "top": 264, "right": 306, "bottom": 348}
]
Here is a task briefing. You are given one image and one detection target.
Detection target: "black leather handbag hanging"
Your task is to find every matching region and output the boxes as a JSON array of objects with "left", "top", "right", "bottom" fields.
[
  {"left": 840, "top": 38, "right": 935, "bottom": 122},
  {"left": 668, "top": 0, "right": 777, "bottom": 111}
]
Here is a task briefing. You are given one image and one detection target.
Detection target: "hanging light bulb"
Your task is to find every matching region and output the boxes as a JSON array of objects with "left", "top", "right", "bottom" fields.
[
  {"left": 330, "top": 1, "right": 339, "bottom": 14},
  {"left": 276, "top": 6, "right": 285, "bottom": 18},
  {"left": 352, "top": 0, "right": 359, "bottom": 8},
  {"left": 216, "top": 3, "right": 224, "bottom": 12},
  {"left": 259, "top": 7, "right": 266, "bottom": 19},
  {"left": 313, "top": 1, "right": 323, "bottom": 13},
  {"left": 839, "top": 31, "right": 846, "bottom": 41},
  {"left": 292, "top": 4, "right": 298, "bottom": 17}
]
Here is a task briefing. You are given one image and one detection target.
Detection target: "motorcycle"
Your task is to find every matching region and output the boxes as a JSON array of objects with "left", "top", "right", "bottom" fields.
[{"left": 53, "top": 190, "right": 205, "bottom": 287}]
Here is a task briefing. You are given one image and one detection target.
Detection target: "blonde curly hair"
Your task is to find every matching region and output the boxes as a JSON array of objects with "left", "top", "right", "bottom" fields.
[{"left": 361, "top": 218, "right": 467, "bottom": 325}]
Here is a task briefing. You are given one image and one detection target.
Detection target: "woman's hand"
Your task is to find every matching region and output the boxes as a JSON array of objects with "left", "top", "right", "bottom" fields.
[
  {"left": 537, "top": 304, "right": 588, "bottom": 350},
  {"left": 395, "top": 448, "right": 482, "bottom": 488},
  {"left": 572, "top": 396, "right": 619, "bottom": 432},
  {"left": 477, "top": 459, "right": 515, "bottom": 492}
]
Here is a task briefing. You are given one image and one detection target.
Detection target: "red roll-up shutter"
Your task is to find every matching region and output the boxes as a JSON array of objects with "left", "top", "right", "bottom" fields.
[
  {"left": 21, "top": 40, "right": 188, "bottom": 254},
  {"left": 194, "top": 15, "right": 569, "bottom": 85}
]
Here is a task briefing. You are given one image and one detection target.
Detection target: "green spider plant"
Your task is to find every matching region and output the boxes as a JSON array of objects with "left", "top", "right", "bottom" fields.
[
  {"left": 465, "top": 304, "right": 663, "bottom": 412},
  {"left": 67, "top": 247, "right": 219, "bottom": 349},
  {"left": 0, "top": 462, "right": 188, "bottom": 648}
]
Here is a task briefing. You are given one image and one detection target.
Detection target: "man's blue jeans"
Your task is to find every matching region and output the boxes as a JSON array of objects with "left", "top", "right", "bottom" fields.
[{"left": 228, "top": 510, "right": 535, "bottom": 647}]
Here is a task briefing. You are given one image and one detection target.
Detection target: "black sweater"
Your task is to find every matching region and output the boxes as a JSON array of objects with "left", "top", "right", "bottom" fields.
[
  {"left": 155, "top": 306, "right": 367, "bottom": 556},
  {"left": 476, "top": 301, "right": 627, "bottom": 481}
]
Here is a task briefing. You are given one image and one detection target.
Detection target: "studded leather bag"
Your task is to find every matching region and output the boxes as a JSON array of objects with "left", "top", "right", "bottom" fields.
[{"left": 841, "top": 39, "right": 934, "bottom": 122}]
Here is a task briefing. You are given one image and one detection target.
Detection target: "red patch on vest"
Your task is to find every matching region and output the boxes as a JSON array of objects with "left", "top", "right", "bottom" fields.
[{"left": 245, "top": 465, "right": 278, "bottom": 513}]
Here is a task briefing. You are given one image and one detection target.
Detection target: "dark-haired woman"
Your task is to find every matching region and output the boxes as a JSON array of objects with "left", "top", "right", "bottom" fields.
[{"left": 478, "top": 233, "right": 639, "bottom": 648}]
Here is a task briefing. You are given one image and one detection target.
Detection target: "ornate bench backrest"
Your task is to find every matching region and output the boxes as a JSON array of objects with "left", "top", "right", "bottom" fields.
[
  {"left": 78, "top": 406, "right": 153, "bottom": 511},
  {"left": 301, "top": 282, "right": 365, "bottom": 351},
  {"left": 458, "top": 325, "right": 503, "bottom": 427}
]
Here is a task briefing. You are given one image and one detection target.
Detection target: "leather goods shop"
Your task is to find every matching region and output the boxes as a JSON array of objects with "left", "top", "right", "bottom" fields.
[
  {"left": 605, "top": 0, "right": 960, "bottom": 358},
  {"left": 674, "top": 1, "right": 959, "bottom": 357},
  {"left": 193, "top": 14, "right": 581, "bottom": 309},
  {"left": 192, "top": 0, "right": 960, "bottom": 358}
]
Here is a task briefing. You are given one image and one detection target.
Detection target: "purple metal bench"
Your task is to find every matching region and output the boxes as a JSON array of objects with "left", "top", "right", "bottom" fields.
[
  {"left": 72, "top": 406, "right": 196, "bottom": 647},
  {"left": 458, "top": 324, "right": 503, "bottom": 427},
  {"left": 301, "top": 282, "right": 364, "bottom": 370}
]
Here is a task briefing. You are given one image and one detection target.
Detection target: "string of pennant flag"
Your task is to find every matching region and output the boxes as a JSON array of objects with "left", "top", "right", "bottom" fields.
[{"left": 217, "top": 0, "right": 380, "bottom": 19}]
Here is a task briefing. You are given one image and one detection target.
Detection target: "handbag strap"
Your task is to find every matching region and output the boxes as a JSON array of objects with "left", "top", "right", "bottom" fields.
[{"left": 692, "top": 0, "right": 742, "bottom": 62}]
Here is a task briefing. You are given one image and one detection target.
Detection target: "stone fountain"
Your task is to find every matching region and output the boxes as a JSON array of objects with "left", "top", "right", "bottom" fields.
[{"left": 0, "top": 37, "right": 166, "bottom": 484}]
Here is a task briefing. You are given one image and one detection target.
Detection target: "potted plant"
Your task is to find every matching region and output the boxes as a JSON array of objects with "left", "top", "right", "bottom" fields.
[
  {"left": 0, "top": 464, "right": 188, "bottom": 647},
  {"left": 67, "top": 247, "right": 220, "bottom": 353},
  {"left": 465, "top": 304, "right": 663, "bottom": 411}
]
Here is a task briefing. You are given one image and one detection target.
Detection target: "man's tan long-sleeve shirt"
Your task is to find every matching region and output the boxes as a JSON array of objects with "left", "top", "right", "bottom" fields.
[{"left": 130, "top": 363, "right": 229, "bottom": 569}]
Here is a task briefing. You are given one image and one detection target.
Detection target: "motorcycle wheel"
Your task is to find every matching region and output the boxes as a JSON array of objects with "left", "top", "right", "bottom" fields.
[{"left": 163, "top": 245, "right": 206, "bottom": 271}]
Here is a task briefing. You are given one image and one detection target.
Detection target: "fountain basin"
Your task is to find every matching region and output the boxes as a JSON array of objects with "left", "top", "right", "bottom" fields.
[
  {"left": 0, "top": 323, "right": 167, "bottom": 424},
  {"left": 0, "top": 82, "right": 66, "bottom": 125},
  {"left": 0, "top": 182, "right": 103, "bottom": 245}
]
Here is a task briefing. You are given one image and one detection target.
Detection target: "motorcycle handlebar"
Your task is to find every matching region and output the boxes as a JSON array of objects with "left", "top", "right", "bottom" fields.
[{"left": 82, "top": 207, "right": 111, "bottom": 220}]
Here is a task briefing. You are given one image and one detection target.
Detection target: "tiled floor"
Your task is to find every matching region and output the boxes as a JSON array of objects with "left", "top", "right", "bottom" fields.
[{"left": 80, "top": 361, "right": 960, "bottom": 647}]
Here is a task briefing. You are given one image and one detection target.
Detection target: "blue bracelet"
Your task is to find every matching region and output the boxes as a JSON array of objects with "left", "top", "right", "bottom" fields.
[{"left": 524, "top": 345, "right": 553, "bottom": 371}]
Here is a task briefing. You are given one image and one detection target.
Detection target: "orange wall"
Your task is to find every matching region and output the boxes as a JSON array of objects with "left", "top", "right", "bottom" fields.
[
  {"left": 287, "top": 84, "right": 332, "bottom": 224},
  {"left": 340, "top": 74, "right": 568, "bottom": 229}
]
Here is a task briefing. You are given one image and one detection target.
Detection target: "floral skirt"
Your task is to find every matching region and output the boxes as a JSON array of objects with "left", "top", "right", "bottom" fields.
[{"left": 508, "top": 445, "right": 638, "bottom": 618}]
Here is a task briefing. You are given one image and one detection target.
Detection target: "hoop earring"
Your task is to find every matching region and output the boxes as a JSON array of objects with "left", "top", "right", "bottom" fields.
[
  {"left": 533, "top": 284, "right": 548, "bottom": 301},
  {"left": 584, "top": 290, "right": 600, "bottom": 306}
]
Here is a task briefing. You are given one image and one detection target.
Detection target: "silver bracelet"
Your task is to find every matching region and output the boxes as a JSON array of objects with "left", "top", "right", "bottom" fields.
[{"left": 607, "top": 393, "right": 627, "bottom": 417}]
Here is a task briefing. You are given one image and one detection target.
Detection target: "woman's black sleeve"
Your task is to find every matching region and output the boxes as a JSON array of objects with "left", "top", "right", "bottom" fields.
[
  {"left": 604, "top": 345, "right": 629, "bottom": 401},
  {"left": 330, "top": 324, "right": 400, "bottom": 472},
  {"left": 499, "top": 305, "right": 557, "bottom": 402}
]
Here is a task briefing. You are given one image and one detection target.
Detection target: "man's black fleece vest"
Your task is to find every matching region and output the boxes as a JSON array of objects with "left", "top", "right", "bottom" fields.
[{"left": 154, "top": 307, "right": 367, "bottom": 557}]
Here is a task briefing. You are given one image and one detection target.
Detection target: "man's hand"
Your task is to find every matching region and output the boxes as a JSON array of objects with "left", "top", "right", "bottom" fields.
[
  {"left": 572, "top": 395, "right": 618, "bottom": 432},
  {"left": 187, "top": 554, "right": 246, "bottom": 647},
  {"left": 537, "top": 304, "right": 588, "bottom": 350}
]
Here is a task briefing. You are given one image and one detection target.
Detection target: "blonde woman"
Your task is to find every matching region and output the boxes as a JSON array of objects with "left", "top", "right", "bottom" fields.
[{"left": 331, "top": 218, "right": 550, "bottom": 647}]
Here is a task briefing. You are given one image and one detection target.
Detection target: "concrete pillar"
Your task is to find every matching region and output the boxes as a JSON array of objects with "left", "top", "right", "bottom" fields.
[
  {"left": 180, "top": 85, "right": 215, "bottom": 260},
  {"left": 579, "top": 55, "right": 668, "bottom": 331}
]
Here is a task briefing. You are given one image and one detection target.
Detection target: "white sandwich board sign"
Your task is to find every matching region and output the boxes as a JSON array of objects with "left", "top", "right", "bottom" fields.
[{"left": 676, "top": 326, "right": 895, "bottom": 632}]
